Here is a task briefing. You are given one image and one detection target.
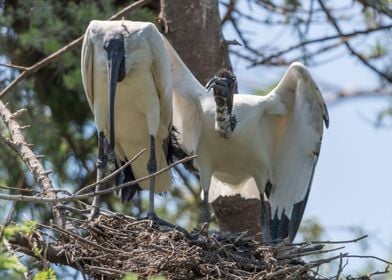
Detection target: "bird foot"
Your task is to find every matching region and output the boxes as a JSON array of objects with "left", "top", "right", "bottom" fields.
[
  {"left": 139, "top": 213, "right": 192, "bottom": 239},
  {"left": 193, "top": 222, "right": 210, "bottom": 237},
  {"left": 87, "top": 205, "right": 100, "bottom": 221}
]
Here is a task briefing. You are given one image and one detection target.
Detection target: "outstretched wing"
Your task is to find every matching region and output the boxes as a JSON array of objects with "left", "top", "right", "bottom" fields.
[
  {"left": 162, "top": 37, "right": 208, "bottom": 155},
  {"left": 264, "top": 62, "right": 329, "bottom": 242}
]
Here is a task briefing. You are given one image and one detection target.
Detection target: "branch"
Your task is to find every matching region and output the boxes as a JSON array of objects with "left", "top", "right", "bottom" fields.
[
  {"left": 290, "top": 235, "right": 368, "bottom": 246},
  {"left": 75, "top": 149, "right": 146, "bottom": 195},
  {"left": 0, "top": 155, "right": 197, "bottom": 203},
  {"left": 8, "top": 233, "right": 75, "bottom": 269},
  {"left": 0, "top": 101, "right": 65, "bottom": 227},
  {"left": 317, "top": 0, "right": 392, "bottom": 83},
  {"left": 0, "top": 0, "right": 151, "bottom": 98},
  {"left": 250, "top": 24, "right": 392, "bottom": 66}
]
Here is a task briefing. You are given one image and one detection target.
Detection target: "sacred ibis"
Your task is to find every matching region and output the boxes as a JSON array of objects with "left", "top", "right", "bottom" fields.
[
  {"left": 163, "top": 39, "right": 329, "bottom": 242},
  {"left": 81, "top": 20, "right": 175, "bottom": 224}
]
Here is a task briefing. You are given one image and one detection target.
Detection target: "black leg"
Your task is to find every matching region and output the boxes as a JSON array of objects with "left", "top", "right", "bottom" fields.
[
  {"left": 147, "top": 135, "right": 157, "bottom": 217},
  {"left": 89, "top": 132, "right": 106, "bottom": 219},
  {"left": 260, "top": 193, "right": 272, "bottom": 243},
  {"left": 141, "top": 135, "right": 191, "bottom": 238},
  {"left": 201, "top": 189, "right": 210, "bottom": 225}
]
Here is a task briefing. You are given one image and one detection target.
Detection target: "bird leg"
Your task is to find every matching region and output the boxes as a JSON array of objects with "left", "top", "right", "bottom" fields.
[
  {"left": 201, "top": 190, "right": 210, "bottom": 225},
  {"left": 89, "top": 132, "right": 106, "bottom": 219},
  {"left": 142, "top": 135, "right": 192, "bottom": 238},
  {"left": 146, "top": 135, "right": 157, "bottom": 217},
  {"left": 260, "top": 193, "right": 272, "bottom": 244}
]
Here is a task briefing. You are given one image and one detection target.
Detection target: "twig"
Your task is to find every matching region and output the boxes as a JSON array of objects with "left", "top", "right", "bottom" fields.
[
  {"left": 0, "top": 203, "right": 16, "bottom": 240},
  {"left": 0, "top": 155, "right": 197, "bottom": 203},
  {"left": 75, "top": 149, "right": 146, "bottom": 195},
  {"left": 250, "top": 24, "right": 392, "bottom": 66},
  {"left": 335, "top": 253, "right": 344, "bottom": 280},
  {"left": 345, "top": 255, "right": 392, "bottom": 265},
  {"left": 290, "top": 235, "right": 368, "bottom": 246},
  {"left": 0, "top": 185, "right": 39, "bottom": 193},
  {"left": 317, "top": 0, "right": 392, "bottom": 83},
  {"left": 0, "top": 62, "right": 28, "bottom": 71},
  {"left": 0, "top": 0, "right": 151, "bottom": 98}
]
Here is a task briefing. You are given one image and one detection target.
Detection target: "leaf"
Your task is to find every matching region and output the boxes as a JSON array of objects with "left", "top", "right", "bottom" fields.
[
  {"left": 2, "top": 220, "right": 37, "bottom": 239},
  {"left": 0, "top": 254, "right": 27, "bottom": 274},
  {"left": 33, "top": 268, "right": 57, "bottom": 280},
  {"left": 122, "top": 273, "right": 139, "bottom": 280}
]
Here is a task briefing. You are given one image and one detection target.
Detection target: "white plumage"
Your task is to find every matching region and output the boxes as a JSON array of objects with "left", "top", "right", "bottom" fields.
[
  {"left": 81, "top": 20, "right": 173, "bottom": 218},
  {"left": 163, "top": 38, "right": 329, "bottom": 241}
]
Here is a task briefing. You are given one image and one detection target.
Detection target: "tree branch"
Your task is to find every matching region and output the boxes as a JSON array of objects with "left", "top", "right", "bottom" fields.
[
  {"left": 317, "top": 0, "right": 392, "bottom": 83},
  {"left": 250, "top": 24, "right": 392, "bottom": 66},
  {"left": 0, "top": 155, "right": 197, "bottom": 203},
  {"left": 0, "top": 101, "right": 65, "bottom": 227}
]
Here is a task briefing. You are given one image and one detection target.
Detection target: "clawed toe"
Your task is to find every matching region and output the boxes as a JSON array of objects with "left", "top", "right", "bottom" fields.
[{"left": 139, "top": 213, "right": 192, "bottom": 238}]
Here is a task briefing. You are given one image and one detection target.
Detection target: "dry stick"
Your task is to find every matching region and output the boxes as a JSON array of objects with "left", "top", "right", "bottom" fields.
[
  {"left": 75, "top": 149, "right": 146, "bottom": 195},
  {"left": 250, "top": 24, "right": 392, "bottom": 66},
  {"left": 0, "top": 155, "right": 197, "bottom": 203},
  {"left": 0, "top": 203, "right": 16, "bottom": 240},
  {"left": 290, "top": 234, "right": 368, "bottom": 246},
  {"left": 0, "top": 62, "right": 28, "bottom": 71},
  {"left": 317, "top": 0, "right": 392, "bottom": 83},
  {"left": 0, "top": 0, "right": 151, "bottom": 98},
  {"left": 49, "top": 224, "right": 122, "bottom": 254},
  {"left": 335, "top": 253, "right": 344, "bottom": 280},
  {"left": 279, "top": 245, "right": 346, "bottom": 260},
  {"left": 0, "top": 101, "right": 65, "bottom": 228},
  {"left": 0, "top": 185, "right": 39, "bottom": 193},
  {"left": 345, "top": 255, "right": 392, "bottom": 265}
]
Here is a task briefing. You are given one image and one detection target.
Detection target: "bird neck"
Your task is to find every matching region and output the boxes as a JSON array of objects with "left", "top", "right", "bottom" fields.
[{"left": 214, "top": 97, "right": 237, "bottom": 139}]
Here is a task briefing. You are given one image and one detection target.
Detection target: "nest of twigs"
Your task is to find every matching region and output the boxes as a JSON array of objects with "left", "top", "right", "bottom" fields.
[{"left": 50, "top": 212, "right": 354, "bottom": 280}]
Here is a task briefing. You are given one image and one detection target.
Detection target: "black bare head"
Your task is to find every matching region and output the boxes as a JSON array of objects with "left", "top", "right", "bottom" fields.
[
  {"left": 103, "top": 32, "right": 126, "bottom": 150},
  {"left": 206, "top": 69, "right": 238, "bottom": 138},
  {"left": 206, "top": 69, "right": 237, "bottom": 114}
]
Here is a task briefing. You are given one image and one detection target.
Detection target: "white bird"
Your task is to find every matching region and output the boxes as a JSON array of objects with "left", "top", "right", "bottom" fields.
[
  {"left": 163, "top": 38, "right": 329, "bottom": 242},
  {"left": 81, "top": 20, "right": 174, "bottom": 223}
]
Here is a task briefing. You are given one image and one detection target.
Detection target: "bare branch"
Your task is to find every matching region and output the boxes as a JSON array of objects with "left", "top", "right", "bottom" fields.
[
  {"left": 317, "top": 0, "right": 392, "bottom": 83},
  {"left": 250, "top": 24, "right": 392, "bottom": 66},
  {"left": 0, "top": 155, "right": 197, "bottom": 203},
  {"left": 0, "top": 101, "right": 65, "bottom": 227},
  {"left": 75, "top": 149, "right": 146, "bottom": 195}
]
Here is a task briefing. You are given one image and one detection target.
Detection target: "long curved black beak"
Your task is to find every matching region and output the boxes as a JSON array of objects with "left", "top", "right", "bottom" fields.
[{"left": 105, "top": 34, "right": 125, "bottom": 150}]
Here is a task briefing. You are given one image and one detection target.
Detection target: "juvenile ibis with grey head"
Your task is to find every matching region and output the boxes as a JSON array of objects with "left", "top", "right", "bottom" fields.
[
  {"left": 81, "top": 20, "right": 176, "bottom": 226},
  {"left": 163, "top": 38, "right": 329, "bottom": 242}
]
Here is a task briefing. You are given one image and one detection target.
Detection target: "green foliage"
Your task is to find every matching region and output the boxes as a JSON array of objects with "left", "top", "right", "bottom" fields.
[
  {"left": 2, "top": 220, "right": 37, "bottom": 239},
  {"left": 123, "top": 273, "right": 139, "bottom": 280},
  {"left": 33, "top": 268, "right": 57, "bottom": 280},
  {"left": 298, "top": 217, "right": 324, "bottom": 242},
  {"left": 0, "top": 254, "right": 27, "bottom": 275}
]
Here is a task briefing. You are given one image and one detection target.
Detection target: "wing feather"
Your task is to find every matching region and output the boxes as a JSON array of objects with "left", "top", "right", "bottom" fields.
[
  {"left": 81, "top": 24, "right": 94, "bottom": 111},
  {"left": 145, "top": 24, "right": 173, "bottom": 135},
  {"left": 265, "top": 62, "right": 328, "bottom": 241},
  {"left": 162, "top": 37, "right": 207, "bottom": 155}
]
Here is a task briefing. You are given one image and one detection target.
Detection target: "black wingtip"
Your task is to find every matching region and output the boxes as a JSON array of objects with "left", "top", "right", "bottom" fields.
[
  {"left": 116, "top": 161, "right": 142, "bottom": 203},
  {"left": 165, "top": 126, "right": 197, "bottom": 173},
  {"left": 323, "top": 104, "right": 329, "bottom": 128}
]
